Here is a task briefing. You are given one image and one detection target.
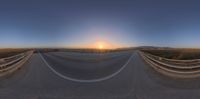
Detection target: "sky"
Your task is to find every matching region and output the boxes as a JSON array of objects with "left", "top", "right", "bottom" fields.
[{"left": 1, "top": 0, "right": 200, "bottom": 48}]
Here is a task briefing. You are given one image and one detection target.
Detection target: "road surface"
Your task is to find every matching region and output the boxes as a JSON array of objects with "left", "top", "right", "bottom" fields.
[{"left": 0, "top": 50, "right": 200, "bottom": 99}]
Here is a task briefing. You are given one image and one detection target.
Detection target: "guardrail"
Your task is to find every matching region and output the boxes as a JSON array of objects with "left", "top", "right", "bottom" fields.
[
  {"left": 145, "top": 52, "right": 200, "bottom": 66},
  {"left": 144, "top": 53, "right": 200, "bottom": 69},
  {"left": 0, "top": 55, "right": 25, "bottom": 69},
  {"left": 0, "top": 51, "right": 33, "bottom": 77},
  {"left": 0, "top": 52, "right": 25, "bottom": 62},
  {"left": 139, "top": 51, "right": 200, "bottom": 78}
]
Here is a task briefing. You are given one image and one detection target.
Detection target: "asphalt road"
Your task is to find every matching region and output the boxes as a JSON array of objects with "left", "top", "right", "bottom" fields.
[
  {"left": 0, "top": 50, "right": 200, "bottom": 99},
  {"left": 41, "top": 51, "right": 132, "bottom": 81}
]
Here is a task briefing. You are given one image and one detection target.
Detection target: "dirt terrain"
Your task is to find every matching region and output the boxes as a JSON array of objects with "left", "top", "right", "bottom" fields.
[
  {"left": 0, "top": 49, "right": 30, "bottom": 58},
  {"left": 142, "top": 48, "right": 200, "bottom": 60}
]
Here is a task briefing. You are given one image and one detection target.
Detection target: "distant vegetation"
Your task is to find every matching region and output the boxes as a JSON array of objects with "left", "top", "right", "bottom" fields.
[
  {"left": 0, "top": 47, "right": 134, "bottom": 59},
  {"left": 0, "top": 49, "right": 31, "bottom": 58},
  {"left": 37, "top": 48, "right": 134, "bottom": 53},
  {"left": 141, "top": 49, "right": 200, "bottom": 60}
]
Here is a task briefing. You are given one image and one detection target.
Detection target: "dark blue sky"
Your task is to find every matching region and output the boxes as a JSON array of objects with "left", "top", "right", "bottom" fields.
[{"left": 1, "top": 0, "right": 200, "bottom": 48}]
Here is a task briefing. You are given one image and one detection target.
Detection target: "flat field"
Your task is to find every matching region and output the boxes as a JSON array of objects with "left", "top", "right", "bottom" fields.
[
  {"left": 141, "top": 48, "right": 200, "bottom": 60},
  {"left": 0, "top": 49, "right": 30, "bottom": 58}
]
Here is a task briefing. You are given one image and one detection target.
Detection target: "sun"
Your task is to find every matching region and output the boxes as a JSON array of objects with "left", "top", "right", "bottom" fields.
[
  {"left": 93, "top": 41, "right": 115, "bottom": 49},
  {"left": 96, "top": 42, "right": 105, "bottom": 49},
  {"left": 98, "top": 44, "right": 103, "bottom": 49}
]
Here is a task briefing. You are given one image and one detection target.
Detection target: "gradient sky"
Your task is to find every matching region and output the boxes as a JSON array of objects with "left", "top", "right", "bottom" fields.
[{"left": 1, "top": 0, "right": 200, "bottom": 48}]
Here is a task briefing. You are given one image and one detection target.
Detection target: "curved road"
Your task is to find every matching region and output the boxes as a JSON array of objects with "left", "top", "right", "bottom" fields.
[
  {"left": 41, "top": 51, "right": 132, "bottom": 82},
  {"left": 0, "top": 50, "right": 199, "bottom": 99}
]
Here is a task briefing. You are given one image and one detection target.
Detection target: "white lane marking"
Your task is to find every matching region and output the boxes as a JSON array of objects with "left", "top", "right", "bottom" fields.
[{"left": 39, "top": 51, "right": 134, "bottom": 83}]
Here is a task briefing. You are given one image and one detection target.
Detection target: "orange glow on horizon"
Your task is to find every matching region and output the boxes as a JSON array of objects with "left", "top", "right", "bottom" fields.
[
  {"left": 96, "top": 41, "right": 105, "bottom": 49},
  {"left": 67, "top": 40, "right": 123, "bottom": 49},
  {"left": 92, "top": 40, "right": 123, "bottom": 49}
]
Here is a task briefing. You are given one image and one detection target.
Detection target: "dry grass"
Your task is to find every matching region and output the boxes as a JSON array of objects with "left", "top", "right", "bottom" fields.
[
  {"left": 38, "top": 48, "right": 133, "bottom": 53},
  {"left": 0, "top": 48, "right": 30, "bottom": 58},
  {"left": 141, "top": 48, "right": 200, "bottom": 60}
]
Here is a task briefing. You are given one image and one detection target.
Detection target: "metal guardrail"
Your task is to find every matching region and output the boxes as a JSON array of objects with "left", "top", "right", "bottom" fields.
[
  {"left": 0, "top": 51, "right": 33, "bottom": 77},
  {"left": 144, "top": 53, "right": 200, "bottom": 69},
  {"left": 0, "top": 52, "right": 25, "bottom": 62},
  {"left": 139, "top": 51, "right": 200, "bottom": 78},
  {"left": 0, "top": 55, "right": 25, "bottom": 67},
  {"left": 145, "top": 52, "right": 200, "bottom": 63},
  {"left": 145, "top": 52, "right": 200, "bottom": 66},
  {"left": 143, "top": 54, "right": 200, "bottom": 73}
]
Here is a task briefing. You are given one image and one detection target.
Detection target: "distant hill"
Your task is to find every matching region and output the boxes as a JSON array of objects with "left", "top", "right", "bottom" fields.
[{"left": 137, "top": 46, "right": 172, "bottom": 50}]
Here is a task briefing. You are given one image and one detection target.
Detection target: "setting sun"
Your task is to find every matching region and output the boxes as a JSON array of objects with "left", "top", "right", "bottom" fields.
[
  {"left": 98, "top": 44, "right": 104, "bottom": 49},
  {"left": 68, "top": 40, "right": 122, "bottom": 49},
  {"left": 96, "top": 42, "right": 105, "bottom": 49},
  {"left": 91, "top": 41, "right": 121, "bottom": 49}
]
